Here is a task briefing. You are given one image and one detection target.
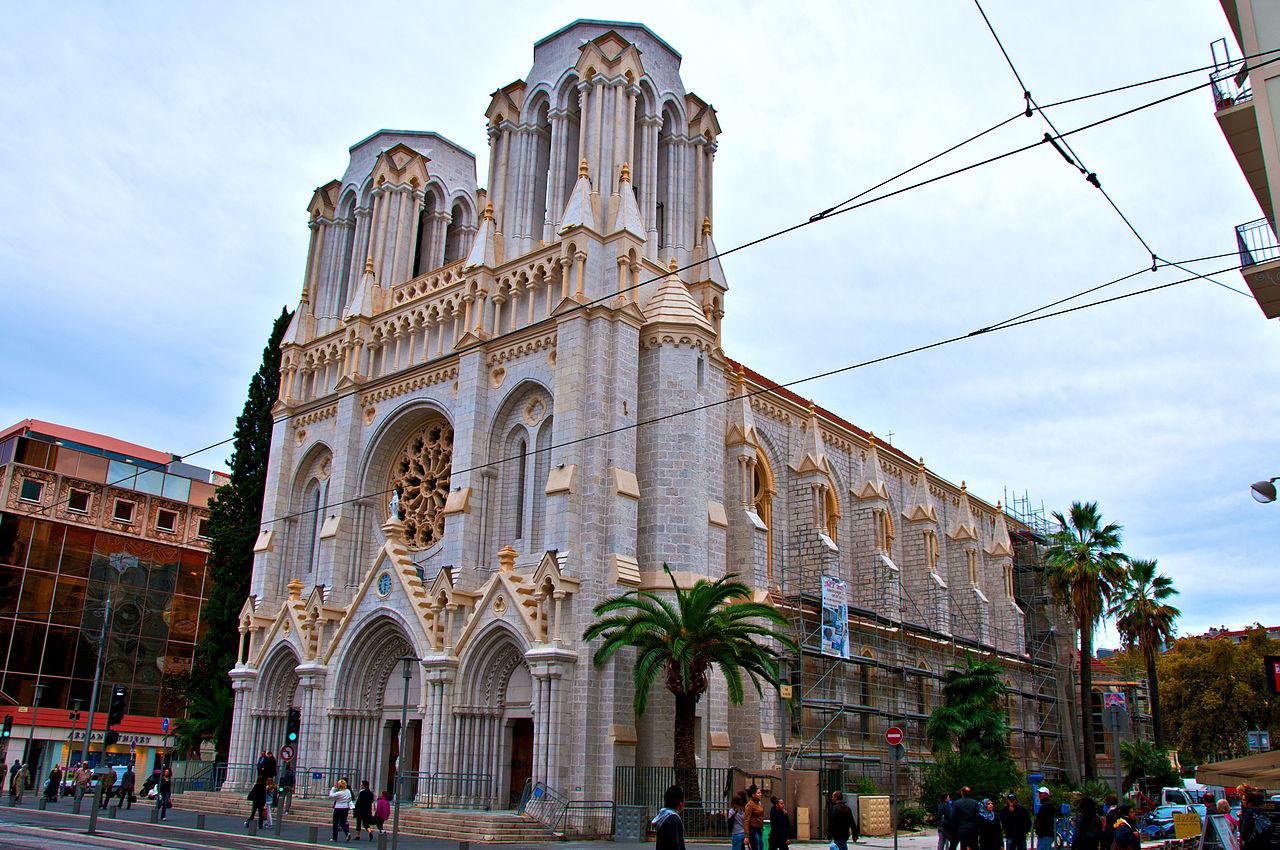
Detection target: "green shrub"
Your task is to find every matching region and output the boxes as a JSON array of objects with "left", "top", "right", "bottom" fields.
[
  {"left": 850, "top": 776, "right": 879, "bottom": 796},
  {"left": 898, "top": 805, "right": 930, "bottom": 831},
  {"left": 921, "top": 753, "right": 1023, "bottom": 812}
]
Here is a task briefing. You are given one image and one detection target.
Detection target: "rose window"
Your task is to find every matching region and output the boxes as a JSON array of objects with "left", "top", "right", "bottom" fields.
[{"left": 388, "top": 418, "right": 454, "bottom": 550}]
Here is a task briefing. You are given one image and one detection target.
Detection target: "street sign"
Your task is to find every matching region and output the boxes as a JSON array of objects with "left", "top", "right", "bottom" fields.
[
  {"left": 280, "top": 745, "right": 295, "bottom": 762},
  {"left": 885, "top": 726, "right": 904, "bottom": 746},
  {"left": 162, "top": 717, "right": 169, "bottom": 733},
  {"left": 779, "top": 685, "right": 793, "bottom": 700},
  {"left": 1103, "top": 691, "right": 1127, "bottom": 710}
]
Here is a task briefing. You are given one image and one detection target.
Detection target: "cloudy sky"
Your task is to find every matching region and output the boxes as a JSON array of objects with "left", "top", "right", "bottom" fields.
[{"left": 1, "top": 1, "right": 1275, "bottom": 639}]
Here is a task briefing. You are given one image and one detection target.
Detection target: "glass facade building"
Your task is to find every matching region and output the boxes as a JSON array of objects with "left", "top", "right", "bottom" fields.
[{"left": 0, "top": 420, "right": 223, "bottom": 774}]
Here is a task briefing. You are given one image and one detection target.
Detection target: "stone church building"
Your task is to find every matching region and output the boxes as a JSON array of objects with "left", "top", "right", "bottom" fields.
[{"left": 226, "top": 20, "right": 1071, "bottom": 809}]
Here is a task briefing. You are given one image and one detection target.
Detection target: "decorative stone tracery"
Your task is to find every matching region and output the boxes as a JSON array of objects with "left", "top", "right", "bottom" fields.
[{"left": 387, "top": 417, "right": 454, "bottom": 549}]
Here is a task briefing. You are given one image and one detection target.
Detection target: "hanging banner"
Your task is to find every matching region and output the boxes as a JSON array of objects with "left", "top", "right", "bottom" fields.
[{"left": 820, "top": 575, "right": 849, "bottom": 659}]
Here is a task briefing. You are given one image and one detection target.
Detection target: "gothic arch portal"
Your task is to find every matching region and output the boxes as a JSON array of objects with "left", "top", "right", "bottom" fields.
[
  {"left": 251, "top": 643, "right": 300, "bottom": 761},
  {"left": 454, "top": 624, "right": 533, "bottom": 808}
]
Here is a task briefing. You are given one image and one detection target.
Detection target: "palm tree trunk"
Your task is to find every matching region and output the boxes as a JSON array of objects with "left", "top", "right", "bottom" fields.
[
  {"left": 1080, "top": 619, "right": 1097, "bottom": 779},
  {"left": 673, "top": 692, "right": 702, "bottom": 803},
  {"left": 1146, "top": 645, "right": 1163, "bottom": 748}
]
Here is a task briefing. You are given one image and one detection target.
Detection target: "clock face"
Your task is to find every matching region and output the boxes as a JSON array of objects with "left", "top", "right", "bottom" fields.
[{"left": 377, "top": 573, "right": 392, "bottom": 597}]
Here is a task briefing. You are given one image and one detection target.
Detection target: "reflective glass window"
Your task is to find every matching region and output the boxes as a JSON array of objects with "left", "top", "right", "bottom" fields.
[
  {"left": 50, "top": 576, "right": 88, "bottom": 626},
  {"left": 107, "top": 460, "right": 137, "bottom": 490},
  {"left": 53, "top": 446, "right": 81, "bottom": 477},
  {"left": 18, "top": 572, "right": 56, "bottom": 618},
  {"left": 0, "top": 437, "right": 14, "bottom": 466},
  {"left": 15, "top": 437, "right": 50, "bottom": 469},
  {"left": 19, "top": 479, "right": 44, "bottom": 503},
  {"left": 0, "top": 515, "right": 29, "bottom": 567},
  {"left": 0, "top": 566, "right": 23, "bottom": 608},
  {"left": 77, "top": 454, "right": 108, "bottom": 484},
  {"left": 8, "top": 621, "right": 46, "bottom": 673},
  {"left": 41, "top": 626, "right": 78, "bottom": 677},
  {"left": 26, "top": 521, "right": 63, "bottom": 573},
  {"left": 161, "top": 475, "right": 190, "bottom": 502},
  {"left": 133, "top": 469, "right": 164, "bottom": 496},
  {"left": 60, "top": 527, "right": 94, "bottom": 577},
  {"left": 176, "top": 552, "right": 205, "bottom": 597},
  {"left": 67, "top": 488, "right": 91, "bottom": 514},
  {"left": 167, "top": 596, "right": 200, "bottom": 641}
]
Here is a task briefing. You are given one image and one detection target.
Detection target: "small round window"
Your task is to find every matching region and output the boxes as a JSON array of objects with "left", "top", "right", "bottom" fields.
[{"left": 376, "top": 572, "right": 393, "bottom": 598}]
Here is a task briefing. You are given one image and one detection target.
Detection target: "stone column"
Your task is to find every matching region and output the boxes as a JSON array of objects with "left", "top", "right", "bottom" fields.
[{"left": 226, "top": 666, "right": 259, "bottom": 790}]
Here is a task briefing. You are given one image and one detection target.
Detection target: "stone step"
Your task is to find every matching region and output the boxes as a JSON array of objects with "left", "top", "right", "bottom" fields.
[{"left": 172, "top": 791, "right": 557, "bottom": 842}]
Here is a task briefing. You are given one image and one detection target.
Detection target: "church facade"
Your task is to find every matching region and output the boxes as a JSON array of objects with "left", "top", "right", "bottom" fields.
[{"left": 226, "top": 20, "right": 1070, "bottom": 808}]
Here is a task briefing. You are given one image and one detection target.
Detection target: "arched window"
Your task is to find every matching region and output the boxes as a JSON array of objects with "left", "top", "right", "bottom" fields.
[
  {"left": 530, "top": 100, "right": 552, "bottom": 242},
  {"left": 444, "top": 201, "right": 467, "bottom": 265},
  {"left": 824, "top": 483, "right": 840, "bottom": 541},
  {"left": 923, "top": 529, "right": 939, "bottom": 571},
  {"left": 967, "top": 549, "right": 978, "bottom": 586},
  {"left": 514, "top": 438, "right": 527, "bottom": 540},
  {"left": 560, "top": 86, "right": 582, "bottom": 212},
  {"left": 751, "top": 446, "right": 775, "bottom": 583},
  {"left": 413, "top": 191, "right": 438, "bottom": 277},
  {"left": 334, "top": 193, "right": 358, "bottom": 316},
  {"left": 299, "top": 478, "right": 324, "bottom": 576},
  {"left": 656, "top": 108, "right": 675, "bottom": 252}
]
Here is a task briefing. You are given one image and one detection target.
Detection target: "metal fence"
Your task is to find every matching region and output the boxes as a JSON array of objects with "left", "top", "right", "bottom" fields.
[
  {"left": 171, "top": 761, "right": 221, "bottom": 794},
  {"left": 612, "top": 766, "right": 736, "bottom": 807},
  {"left": 1238, "top": 218, "right": 1280, "bottom": 268},
  {"left": 519, "top": 779, "right": 568, "bottom": 828},
  {"left": 418, "top": 772, "right": 492, "bottom": 809},
  {"left": 554, "top": 800, "right": 616, "bottom": 839}
]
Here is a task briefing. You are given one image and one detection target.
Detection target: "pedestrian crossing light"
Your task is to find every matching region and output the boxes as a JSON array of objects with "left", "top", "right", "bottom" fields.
[
  {"left": 1, "top": 715, "right": 11, "bottom": 739},
  {"left": 286, "top": 707, "right": 301, "bottom": 744},
  {"left": 107, "top": 686, "right": 127, "bottom": 727}
]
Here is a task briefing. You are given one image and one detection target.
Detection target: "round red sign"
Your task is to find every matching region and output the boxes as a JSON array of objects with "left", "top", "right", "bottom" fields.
[{"left": 885, "top": 726, "right": 904, "bottom": 746}]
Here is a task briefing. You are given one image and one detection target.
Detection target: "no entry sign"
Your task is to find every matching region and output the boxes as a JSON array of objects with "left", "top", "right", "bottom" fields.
[
  {"left": 280, "top": 745, "right": 295, "bottom": 762},
  {"left": 885, "top": 726, "right": 904, "bottom": 746}
]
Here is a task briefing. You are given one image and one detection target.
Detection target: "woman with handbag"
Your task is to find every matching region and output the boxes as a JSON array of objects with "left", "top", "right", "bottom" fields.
[{"left": 330, "top": 778, "right": 353, "bottom": 841}]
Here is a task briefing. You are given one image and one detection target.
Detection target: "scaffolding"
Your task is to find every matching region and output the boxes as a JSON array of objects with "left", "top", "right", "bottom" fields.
[{"left": 776, "top": 487, "right": 1074, "bottom": 801}]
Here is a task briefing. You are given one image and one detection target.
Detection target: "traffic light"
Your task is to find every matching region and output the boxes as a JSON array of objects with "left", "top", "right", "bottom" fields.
[
  {"left": 1, "top": 715, "right": 11, "bottom": 739},
  {"left": 286, "top": 707, "right": 301, "bottom": 744},
  {"left": 104, "top": 730, "right": 119, "bottom": 746},
  {"left": 107, "top": 686, "right": 127, "bottom": 727}
]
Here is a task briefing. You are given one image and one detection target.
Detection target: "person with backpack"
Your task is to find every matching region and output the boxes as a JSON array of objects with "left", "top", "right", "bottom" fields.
[{"left": 1241, "top": 791, "right": 1272, "bottom": 850}]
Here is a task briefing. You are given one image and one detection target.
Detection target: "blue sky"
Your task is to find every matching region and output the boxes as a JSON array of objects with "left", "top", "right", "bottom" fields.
[{"left": 0, "top": 1, "right": 1275, "bottom": 639}]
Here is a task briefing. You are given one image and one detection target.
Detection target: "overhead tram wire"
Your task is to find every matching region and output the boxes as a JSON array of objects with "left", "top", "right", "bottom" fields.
[
  {"left": 260, "top": 260, "right": 1242, "bottom": 530},
  {"left": 1156, "top": 256, "right": 1252, "bottom": 298},
  {"left": 972, "top": 0, "right": 1157, "bottom": 260},
  {"left": 44, "top": 55, "right": 1278, "bottom": 523}
]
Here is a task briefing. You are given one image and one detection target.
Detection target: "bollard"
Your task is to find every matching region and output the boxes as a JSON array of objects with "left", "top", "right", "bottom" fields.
[
  {"left": 248, "top": 819, "right": 258, "bottom": 836},
  {"left": 149, "top": 805, "right": 159, "bottom": 823},
  {"left": 459, "top": 842, "right": 470, "bottom": 850},
  {"left": 38, "top": 798, "right": 47, "bottom": 811},
  {"left": 108, "top": 805, "right": 118, "bottom": 819},
  {"left": 275, "top": 811, "right": 283, "bottom": 836},
  {"left": 378, "top": 831, "right": 388, "bottom": 850},
  {"left": 195, "top": 813, "right": 206, "bottom": 830},
  {"left": 308, "top": 825, "right": 319, "bottom": 844},
  {"left": 86, "top": 786, "right": 102, "bottom": 835}
]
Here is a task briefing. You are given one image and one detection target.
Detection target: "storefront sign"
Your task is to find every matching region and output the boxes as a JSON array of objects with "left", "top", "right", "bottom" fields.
[{"left": 69, "top": 730, "right": 156, "bottom": 747}]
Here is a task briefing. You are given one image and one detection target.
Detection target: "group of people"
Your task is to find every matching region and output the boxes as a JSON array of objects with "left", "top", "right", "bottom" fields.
[
  {"left": 936, "top": 786, "right": 1144, "bottom": 850},
  {"left": 3, "top": 758, "right": 172, "bottom": 815},
  {"left": 3, "top": 760, "right": 29, "bottom": 804},
  {"left": 250, "top": 750, "right": 295, "bottom": 819},
  {"left": 650, "top": 783, "right": 858, "bottom": 850},
  {"left": 323, "top": 778, "right": 392, "bottom": 842}
]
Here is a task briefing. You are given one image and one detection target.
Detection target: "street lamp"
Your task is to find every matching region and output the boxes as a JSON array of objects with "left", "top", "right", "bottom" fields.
[
  {"left": 22, "top": 683, "right": 45, "bottom": 775},
  {"left": 1251, "top": 477, "right": 1279, "bottom": 503},
  {"left": 391, "top": 655, "right": 417, "bottom": 850}
]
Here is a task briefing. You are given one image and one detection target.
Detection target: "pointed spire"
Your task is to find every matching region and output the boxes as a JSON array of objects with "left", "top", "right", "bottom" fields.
[
  {"left": 986, "top": 501, "right": 1014, "bottom": 557},
  {"left": 853, "top": 434, "right": 890, "bottom": 500},
  {"left": 905, "top": 456, "right": 938, "bottom": 522},
  {"left": 692, "top": 215, "right": 729, "bottom": 288},
  {"left": 641, "top": 257, "right": 714, "bottom": 332},
  {"left": 560, "top": 159, "right": 597, "bottom": 233},
  {"left": 464, "top": 201, "right": 501, "bottom": 269},
  {"left": 948, "top": 481, "right": 979, "bottom": 541},
  {"left": 343, "top": 255, "right": 377, "bottom": 321},
  {"left": 726, "top": 364, "right": 758, "bottom": 448},
  {"left": 791, "top": 401, "right": 831, "bottom": 475},
  {"left": 610, "top": 161, "right": 645, "bottom": 237}
]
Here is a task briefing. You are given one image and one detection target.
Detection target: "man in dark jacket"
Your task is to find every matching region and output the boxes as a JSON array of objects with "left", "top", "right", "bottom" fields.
[
  {"left": 998, "top": 793, "right": 1032, "bottom": 850},
  {"left": 1033, "top": 787, "right": 1056, "bottom": 850},
  {"left": 653, "top": 785, "right": 687, "bottom": 850},
  {"left": 951, "top": 787, "right": 982, "bottom": 850},
  {"left": 262, "top": 751, "right": 277, "bottom": 781},
  {"left": 829, "top": 791, "right": 857, "bottom": 850},
  {"left": 938, "top": 794, "right": 954, "bottom": 850},
  {"left": 120, "top": 767, "right": 135, "bottom": 809},
  {"left": 1240, "top": 792, "right": 1271, "bottom": 850}
]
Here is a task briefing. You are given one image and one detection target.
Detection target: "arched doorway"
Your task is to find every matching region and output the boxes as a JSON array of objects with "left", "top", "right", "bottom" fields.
[
  {"left": 253, "top": 645, "right": 300, "bottom": 762},
  {"left": 455, "top": 627, "right": 532, "bottom": 808},
  {"left": 329, "top": 616, "right": 420, "bottom": 796}
]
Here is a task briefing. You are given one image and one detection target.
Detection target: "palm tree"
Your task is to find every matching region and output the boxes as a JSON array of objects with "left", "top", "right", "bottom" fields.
[
  {"left": 173, "top": 680, "right": 235, "bottom": 759},
  {"left": 583, "top": 565, "right": 797, "bottom": 802},
  {"left": 1044, "top": 501, "right": 1127, "bottom": 780},
  {"left": 925, "top": 656, "right": 1011, "bottom": 759},
  {"left": 1110, "top": 558, "right": 1180, "bottom": 747}
]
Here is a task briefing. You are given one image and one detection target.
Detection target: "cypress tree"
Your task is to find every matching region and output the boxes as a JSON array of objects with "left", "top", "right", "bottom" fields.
[{"left": 183, "top": 306, "right": 292, "bottom": 756}]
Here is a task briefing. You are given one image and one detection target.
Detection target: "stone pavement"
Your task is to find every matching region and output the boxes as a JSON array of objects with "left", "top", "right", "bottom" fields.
[{"left": 0, "top": 793, "right": 942, "bottom": 849}]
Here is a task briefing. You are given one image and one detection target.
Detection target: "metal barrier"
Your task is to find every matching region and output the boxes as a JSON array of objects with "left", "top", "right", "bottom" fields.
[
  {"left": 1238, "top": 217, "right": 1280, "bottom": 268},
  {"left": 518, "top": 780, "right": 568, "bottom": 830},
  {"left": 554, "top": 800, "right": 616, "bottom": 839},
  {"left": 612, "top": 766, "right": 736, "bottom": 807},
  {"left": 296, "top": 765, "right": 364, "bottom": 799},
  {"left": 419, "top": 772, "right": 492, "bottom": 809},
  {"left": 217, "top": 762, "right": 258, "bottom": 791}
]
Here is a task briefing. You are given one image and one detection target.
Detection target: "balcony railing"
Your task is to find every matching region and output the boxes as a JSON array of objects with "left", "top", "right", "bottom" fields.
[
  {"left": 1237, "top": 218, "right": 1279, "bottom": 268},
  {"left": 1211, "top": 37, "right": 1253, "bottom": 110}
]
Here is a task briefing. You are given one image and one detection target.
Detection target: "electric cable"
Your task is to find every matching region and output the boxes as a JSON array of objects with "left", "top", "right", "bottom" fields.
[{"left": 260, "top": 261, "right": 1242, "bottom": 529}]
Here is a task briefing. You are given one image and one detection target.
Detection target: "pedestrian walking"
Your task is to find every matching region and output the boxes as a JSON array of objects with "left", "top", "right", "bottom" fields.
[
  {"left": 374, "top": 791, "right": 391, "bottom": 833},
  {"left": 44, "top": 765, "right": 61, "bottom": 801},
  {"left": 1071, "top": 797, "right": 1101, "bottom": 850},
  {"left": 75, "top": 764, "right": 92, "bottom": 800},
  {"left": 156, "top": 768, "right": 172, "bottom": 822},
  {"left": 264, "top": 779, "right": 278, "bottom": 829},
  {"left": 979, "top": 799, "right": 1004, "bottom": 850},
  {"left": 728, "top": 791, "right": 748, "bottom": 850},
  {"left": 246, "top": 776, "right": 267, "bottom": 829},
  {"left": 1110, "top": 804, "right": 1140, "bottom": 850},
  {"left": 354, "top": 780, "right": 376, "bottom": 839},
  {"left": 330, "top": 778, "right": 353, "bottom": 841},
  {"left": 1033, "top": 787, "right": 1054, "bottom": 850},
  {"left": 99, "top": 767, "right": 115, "bottom": 808},
  {"left": 938, "top": 794, "right": 955, "bottom": 850},
  {"left": 262, "top": 750, "right": 278, "bottom": 781},
  {"left": 1217, "top": 799, "right": 1239, "bottom": 835},
  {"left": 279, "top": 761, "right": 296, "bottom": 815},
  {"left": 652, "top": 785, "right": 687, "bottom": 850},
  {"left": 10, "top": 762, "right": 28, "bottom": 804},
  {"left": 745, "top": 786, "right": 766, "bottom": 850},
  {"left": 120, "top": 766, "right": 135, "bottom": 810},
  {"left": 768, "top": 796, "right": 792, "bottom": 849},
  {"left": 829, "top": 791, "right": 857, "bottom": 850},
  {"left": 998, "top": 793, "right": 1031, "bottom": 850},
  {"left": 951, "top": 787, "right": 982, "bottom": 850}
]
